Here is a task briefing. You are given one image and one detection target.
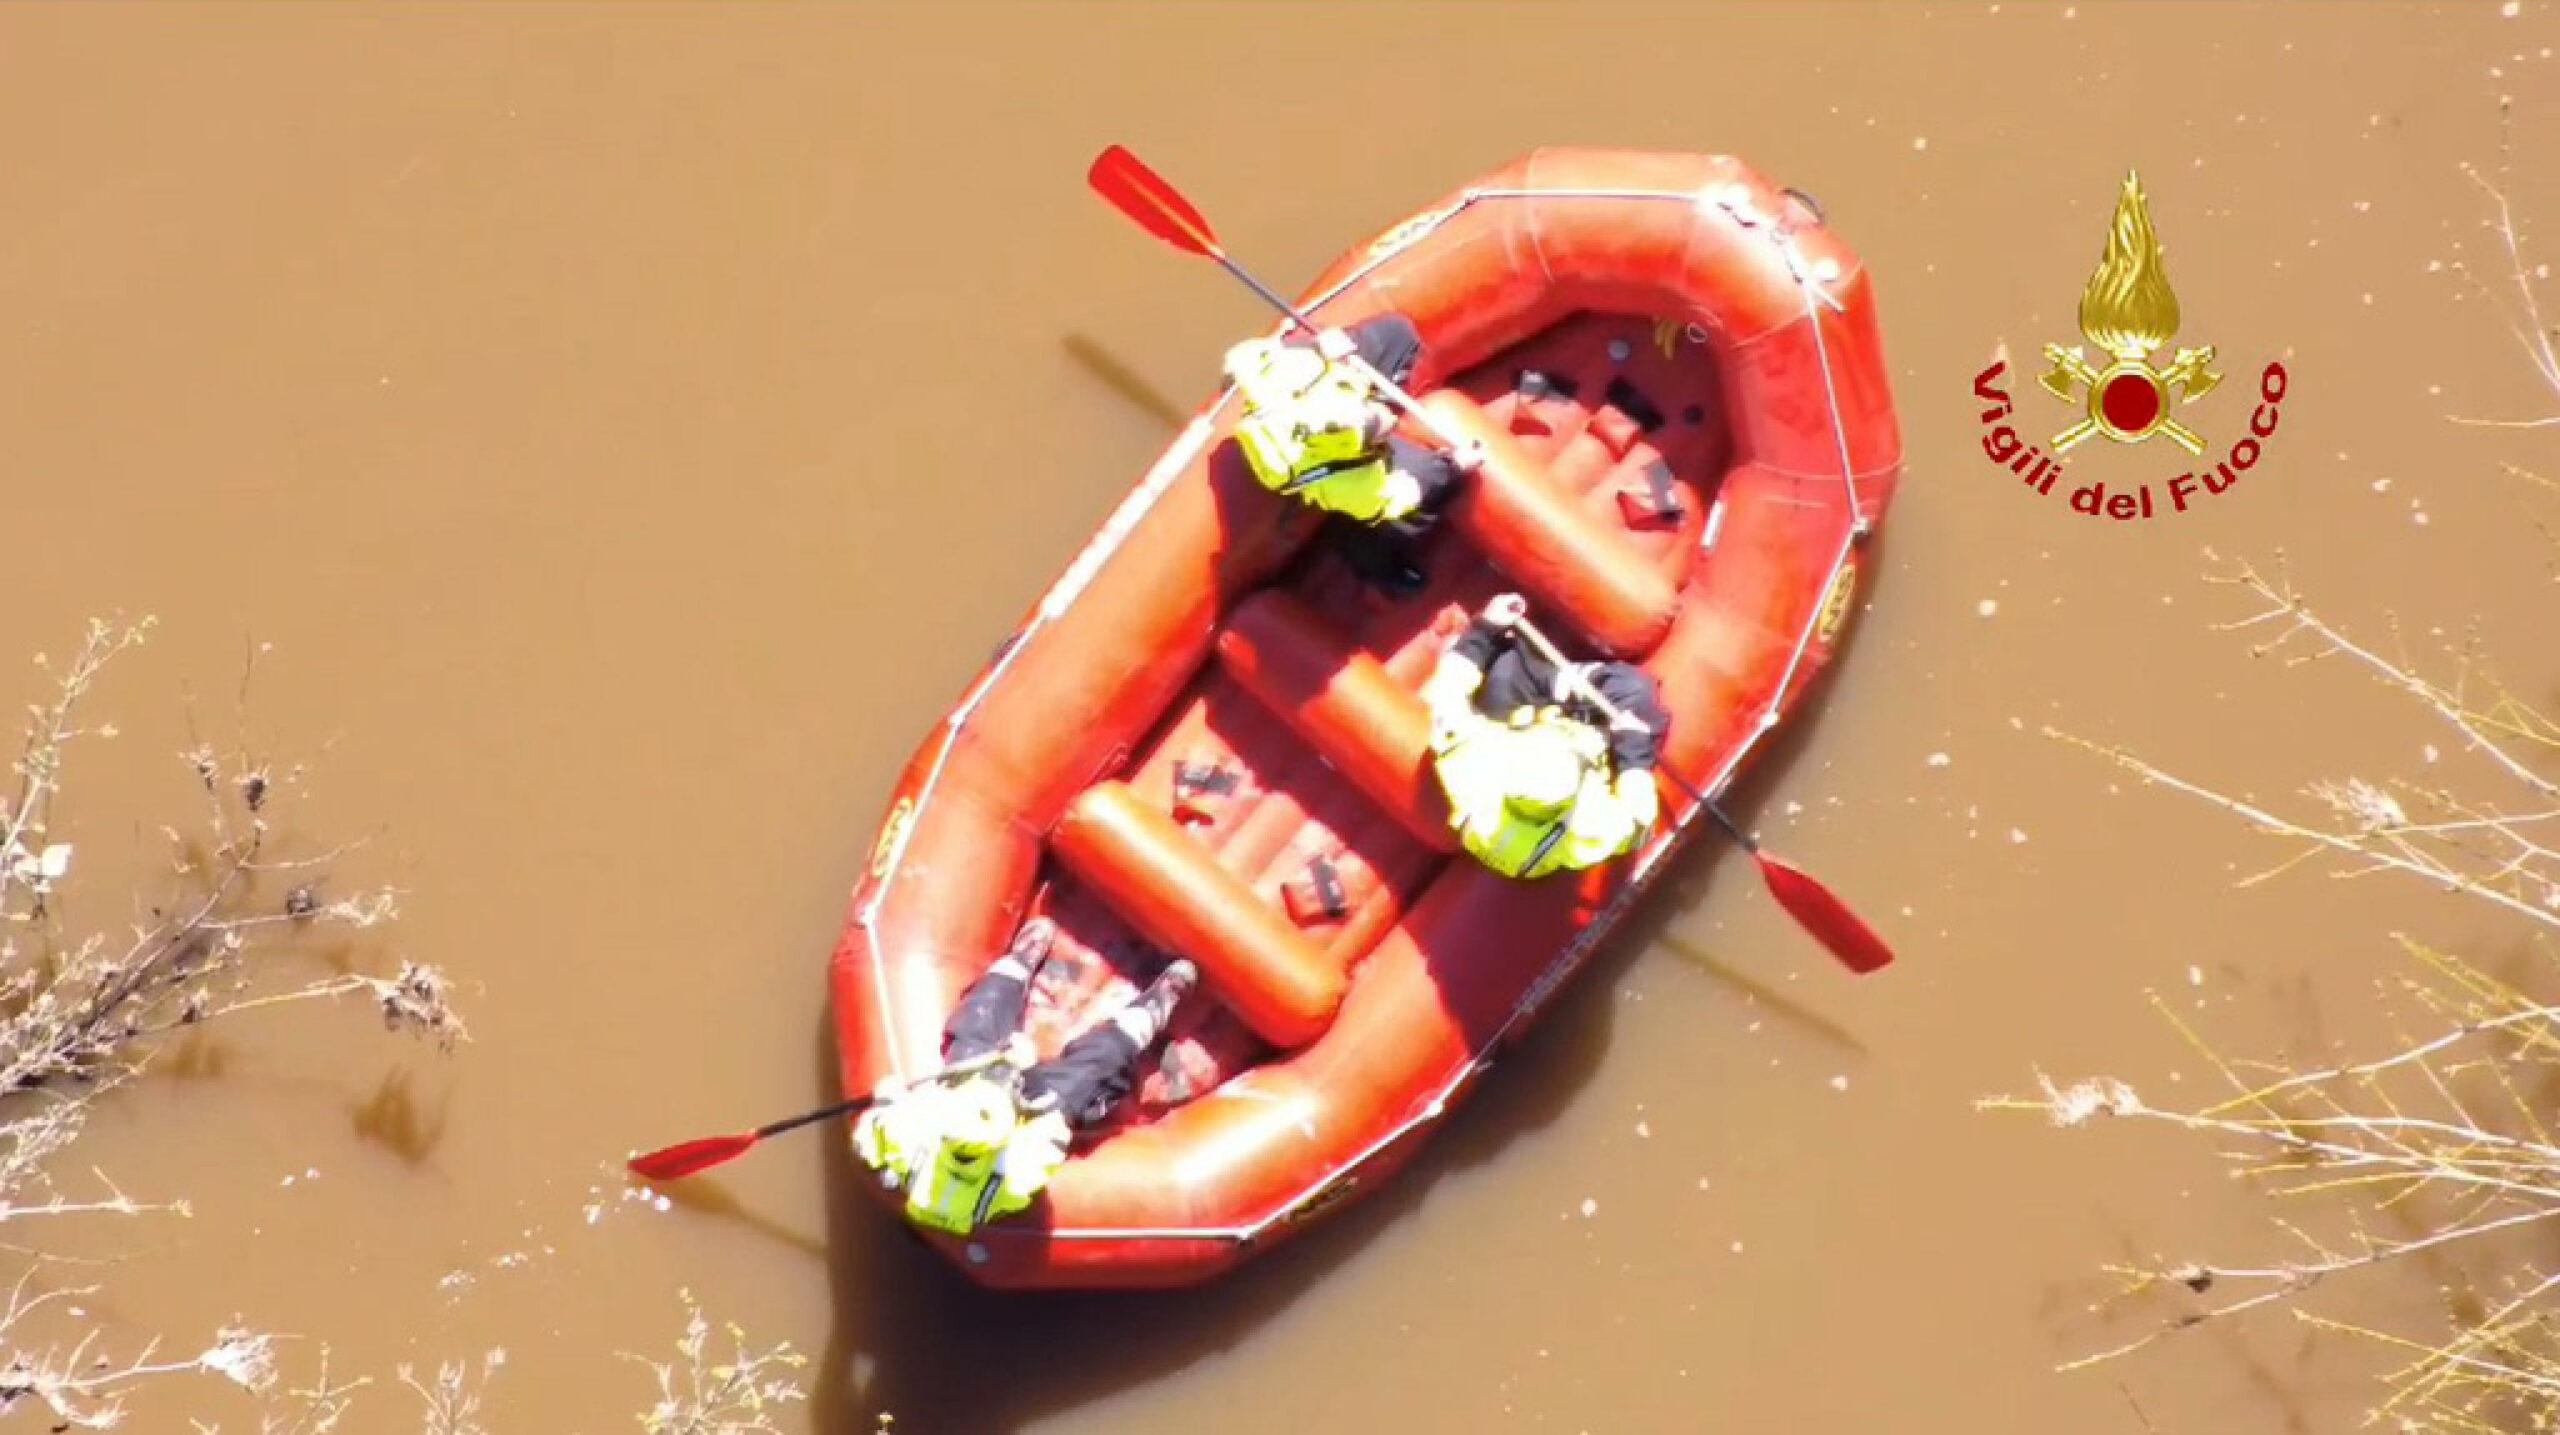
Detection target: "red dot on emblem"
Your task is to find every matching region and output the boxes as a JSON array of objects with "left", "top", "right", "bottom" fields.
[{"left": 2099, "top": 372, "right": 2163, "bottom": 433}]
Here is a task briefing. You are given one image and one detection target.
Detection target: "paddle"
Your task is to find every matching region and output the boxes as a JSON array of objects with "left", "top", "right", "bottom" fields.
[
  {"left": 625, "top": 1047, "right": 1012, "bottom": 1182},
  {"left": 1087, "top": 144, "right": 1472, "bottom": 452},
  {"left": 1508, "top": 612, "right": 1896, "bottom": 976}
]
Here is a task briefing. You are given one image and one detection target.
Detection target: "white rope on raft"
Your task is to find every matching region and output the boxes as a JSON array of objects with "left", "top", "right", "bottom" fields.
[
  {"left": 859, "top": 178, "right": 1882, "bottom": 1238},
  {"left": 854, "top": 416, "right": 1216, "bottom": 930},
  {"left": 854, "top": 417, "right": 1218, "bottom": 1081}
]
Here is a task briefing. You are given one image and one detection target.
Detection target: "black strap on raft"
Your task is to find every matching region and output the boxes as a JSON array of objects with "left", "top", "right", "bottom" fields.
[
  {"left": 1641, "top": 458, "right": 1681, "bottom": 519},
  {"left": 1305, "top": 856, "right": 1348, "bottom": 920},
  {"left": 1516, "top": 369, "right": 1581, "bottom": 402},
  {"left": 1173, "top": 761, "right": 1240, "bottom": 798},
  {"left": 1605, "top": 375, "right": 1665, "bottom": 433}
]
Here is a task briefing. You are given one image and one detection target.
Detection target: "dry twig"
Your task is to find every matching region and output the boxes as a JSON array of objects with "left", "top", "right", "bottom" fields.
[
  {"left": 403, "top": 1349, "right": 503, "bottom": 1435},
  {"left": 626, "top": 1291, "right": 808, "bottom": 1435},
  {"left": 2000, "top": 123, "right": 2560, "bottom": 1430},
  {"left": 0, "top": 619, "right": 462, "bottom": 1429}
]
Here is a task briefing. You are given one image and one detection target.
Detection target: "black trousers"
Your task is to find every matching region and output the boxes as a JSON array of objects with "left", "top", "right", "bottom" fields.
[{"left": 942, "top": 969, "right": 1143, "bottom": 1129}]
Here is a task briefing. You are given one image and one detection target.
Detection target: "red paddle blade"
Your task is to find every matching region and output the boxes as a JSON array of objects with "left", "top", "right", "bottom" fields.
[
  {"left": 1754, "top": 853, "right": 1896, "bottom": 975},
  {"left": 626, "top": 1132, "right": 757, "bottom": 1182},
  {"left": 1089, "top": 144, "right": 1222, "bottom": 258}
]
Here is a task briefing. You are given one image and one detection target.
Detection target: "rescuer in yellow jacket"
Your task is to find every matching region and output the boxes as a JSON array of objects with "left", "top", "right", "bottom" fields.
[
  {"left": 853, "top": 918, "right": 1196, "bottom": 1236},
  {"left": 1423, "top": 594, "right": 1672, "bottom": 879},
  {"left": 1222, "top": 314, "right": 1483, "bottom": 594}
]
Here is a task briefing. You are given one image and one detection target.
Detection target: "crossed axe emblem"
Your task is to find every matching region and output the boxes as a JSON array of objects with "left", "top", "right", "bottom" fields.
[{"left": 2038, "top": 343, "right": 2221, "bottom": 455}]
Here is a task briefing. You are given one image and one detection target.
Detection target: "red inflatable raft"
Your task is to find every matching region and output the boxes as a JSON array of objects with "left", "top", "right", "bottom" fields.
[{"left": 829, "top": 148, "right": 1901, "bottom": 1288}]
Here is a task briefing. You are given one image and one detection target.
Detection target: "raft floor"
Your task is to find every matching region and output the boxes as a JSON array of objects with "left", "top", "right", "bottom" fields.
[{"left": 1018, "top": 310, "right": 1734, "bottom": 1126}]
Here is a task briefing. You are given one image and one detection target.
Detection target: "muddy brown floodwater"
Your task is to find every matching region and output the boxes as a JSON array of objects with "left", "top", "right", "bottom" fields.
[{"left": 2, "top": 2, "right": 2556, "bottom": 1430}]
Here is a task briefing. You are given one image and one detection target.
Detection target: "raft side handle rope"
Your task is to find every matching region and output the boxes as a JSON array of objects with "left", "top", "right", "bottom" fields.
[
  {"left": 1777, "top": 233, "right": 1868, "bottom": 533},
  {"left": 855, "top": 413, "right": 1219, "bottom": 932},
  {"left": 1044, "top": 1073, "right": 1488, "bottom": 1244},
  {"left": 1479, "top": 182, "right": 1878, "bottom": 1042}
]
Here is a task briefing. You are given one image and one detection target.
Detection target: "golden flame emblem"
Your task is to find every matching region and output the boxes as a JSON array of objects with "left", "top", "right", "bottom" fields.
[{"left": 2038, "top": 172, "right": 2220, "bottom": 453}]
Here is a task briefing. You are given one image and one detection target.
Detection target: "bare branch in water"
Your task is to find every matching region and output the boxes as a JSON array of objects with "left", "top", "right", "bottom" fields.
[
  {"left": 2447, "top": 98, "right": 2560, "bottom": 425},
  {"left": 0, "top": 620, "right": 463, "bottom": 1429},
  {"left": 625, "top": 1291, "right": 808, "bottom": 1435},
  {"left": 403, "top": 1349, "right": 503, "bottom": 1435},
  {"left": 2000, "top": 120, "right": 2560, "bottom": 1431}
]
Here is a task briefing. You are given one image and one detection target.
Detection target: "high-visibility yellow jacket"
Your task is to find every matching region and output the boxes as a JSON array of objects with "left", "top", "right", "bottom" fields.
[
  {"left": 1221, "top": 338, "right": 1423, "bottom": 524},
  {"left": 851, "top": 1077, "right": 1072, "bottom": 1236},
  {"left": 1422, "top": 651, "right": 1659, "bottom": 878}
]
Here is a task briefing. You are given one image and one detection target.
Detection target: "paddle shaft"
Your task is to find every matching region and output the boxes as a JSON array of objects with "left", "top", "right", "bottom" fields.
[
  {"left": 765, "top": 1046, "right": 1014, "bottom": 1141},
  {"left": 627, "top": 1034, "right": 1030, "bottom": 1180},
  {"left": 757, "top": 1094, "right": 871, "bottom": 1141}
]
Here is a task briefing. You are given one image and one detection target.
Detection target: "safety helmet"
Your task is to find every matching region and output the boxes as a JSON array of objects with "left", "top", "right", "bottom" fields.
[
  {"left": 1500, "top": 719, "right": 1588, "bottom": 823},
  {"left": 937, "top": 1080, "right": 1015, "bottom": 1162}
]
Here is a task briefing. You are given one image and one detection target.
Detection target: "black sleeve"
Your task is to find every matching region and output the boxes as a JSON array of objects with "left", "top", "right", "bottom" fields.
[
  {"left": 1609, "top": 725, "right": 1660, "bottom": 772},
  {"left": 1449, "top": 620, "right": 1505, "bottom": 670},
  {"left": 1595, "top": 663, "right": 1668, "bottom": 770},
  {"left": 1388, "top": 436, "right": 1463, "bottom": 511}
]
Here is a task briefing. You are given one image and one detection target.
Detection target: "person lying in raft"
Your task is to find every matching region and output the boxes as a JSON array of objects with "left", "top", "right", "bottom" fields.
[
  {"left": 1422, "top": 593, "right": 1672, "bottom": 879},
  {"left": 1221, "top": 312, "right": 1486, "bottom": 594},
  {"left": 853, "top": 918, "right": 1197, "bottom": 1237}
]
